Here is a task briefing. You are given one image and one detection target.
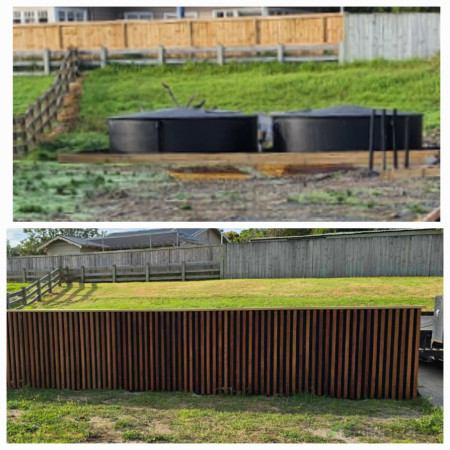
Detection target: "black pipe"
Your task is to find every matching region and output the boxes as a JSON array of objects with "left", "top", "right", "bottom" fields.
[
  {"left": 381, "top": 109, "right": 387, "bottom": 170},
  {"left": 369, "top": 109, "right": 375, "bottom": 171},
  {"left": 404, "top": 117, "right": 410, "bottom": 168},
  {"left": 392, "top": 108, "right": 398, "bottom": 169}
]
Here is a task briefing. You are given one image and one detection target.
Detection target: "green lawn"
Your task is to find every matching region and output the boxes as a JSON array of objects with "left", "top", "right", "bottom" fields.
[
  {"left": 13, "top": 76, "right": 54, "bottom": 114},
  {"left": 19, "top": 57, "right": 439, "bottom": 159},
  {"left": 7, "top": 282, "right": 29, "bottom": 293},
  {"left": 7, "top": 388, "right": 442, "bottom": 443},
  {"left": 23, "top": 277, "right": 442, "bottom": 311}
]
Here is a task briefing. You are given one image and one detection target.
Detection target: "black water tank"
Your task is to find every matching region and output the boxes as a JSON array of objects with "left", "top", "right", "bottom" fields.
[
  {"left": 108, "top": 108, "right": 258, "bottom": 153},
  {"left": 272, "top": 106, "right": 423, "bottom": 152}
]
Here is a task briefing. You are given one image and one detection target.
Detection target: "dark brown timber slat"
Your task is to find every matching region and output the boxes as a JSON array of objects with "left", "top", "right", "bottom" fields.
[{"left": 6, "top": 307, "right": 421, "bottom": 399}]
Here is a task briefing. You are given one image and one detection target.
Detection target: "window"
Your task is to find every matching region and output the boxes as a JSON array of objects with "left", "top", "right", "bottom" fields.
[
  {"left": 56, "top": 8, "right": 87, "bottom": 22},
  {"left": 13, "top": 8, "right": 50, "bottom": 24},
  {"left": 23, "top": 11, "right": 36, "bottom": 23},
  {"left": 163, "top": 12, "right": 198, "bottom": 19},
  {"left": 37, "top": 11, "right": 48, "bottom": 23},
  {"left": 124, "top": 12, "right": 154, "bottom": 20},
  {"left": 213, "top": 10, "right": 236, "bottom": 18}
]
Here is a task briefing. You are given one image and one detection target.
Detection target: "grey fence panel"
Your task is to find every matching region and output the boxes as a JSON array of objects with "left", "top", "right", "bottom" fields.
[
  {"left": 340, "top": 13, "right": 440, "bottom": 63},
  {"left": 8, "top": 245, "right": 223, "bottom": 272},
  {"left": 223, "top": 233, "right": 442, "bottom": 279},
  {"left": 7, "top": 234, "right": 442, "bottom": 279}
]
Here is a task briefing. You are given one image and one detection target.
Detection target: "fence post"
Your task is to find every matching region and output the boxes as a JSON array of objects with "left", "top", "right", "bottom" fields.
[
  {"left": 7, "top": 293, "right": 10, "bottom": 309},
  {"left": 112, "top": 264, "right": 117, "bottom": 283},
  {"left": 58, "top": 267, "right": 62, "bottom": 286},
  {"left": 48, "top": 272, "right": 53, "bottom": 293},
  {"left": 277, "top": 43, "right": 285, "bottom": 63},
  {"left": 66, "top": 266, "right": 70, "bottom": 283},
  {"left": 146, "top": 263, "right": 150, "bottom": 282},
  {"left": 100, "top": 46, "right": 108, "bottom": 68},
  {"left": 157, "top": 46, "right": 165, "bottom": 65},
  {"left": 217, "top": 45, "right": 224, "bottom": 66},
  {"left": 43, "top": 48, "right": 51, "bottom": 75},
  {"left": 37, "top": 279, "right": 41, "bottom": 301},
  {"left": 181, "top": 261, "right": 186, "bottom": 281},
  {"left": 21, "top": 287, "right": 27, "bottom": 306},
  {"left": 219, "top": 259, "right": 224, "bottom": 279},
  {"left": 22, "top": 268, "right": 27, "bottom": 283},
  {"left": 81, "top": 266, "right": 85, "bottom": 284}
]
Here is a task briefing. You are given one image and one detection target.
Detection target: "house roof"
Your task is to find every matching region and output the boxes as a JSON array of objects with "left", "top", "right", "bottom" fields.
[
  {"left": 38, "top": 228, "right": 227, "bottom": 252},
  {"left": 37, "top": 236, "right": 109, "bottom": 251}
]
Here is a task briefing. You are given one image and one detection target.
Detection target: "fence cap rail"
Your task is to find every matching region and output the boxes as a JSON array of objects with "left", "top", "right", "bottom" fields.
[{"left": 8, "top": 305, "right": 425, "bottom": 313}]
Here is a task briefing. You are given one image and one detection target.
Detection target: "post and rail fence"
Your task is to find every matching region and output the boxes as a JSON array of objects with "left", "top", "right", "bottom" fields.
[
  {"left": 13, "top": 43, "right": 339, "bottom": 75},
  {"left": 7, "top": 268, "right": 61, "bottom": 310},
  {"left": 7, "top": 260, "right": 222, "bottom": 285},
  {"left": 7, "top": 307, "right": 421, "bottom": 399},
  {"left": 13, "top": 48, "right": 79, "bottom": 155}
]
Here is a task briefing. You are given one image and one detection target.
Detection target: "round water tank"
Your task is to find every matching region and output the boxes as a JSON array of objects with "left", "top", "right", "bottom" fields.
[
  {"left": 108, "top": 108, "right": 258, "bottom": 153},
  {"left": 272, "top": 106, "right": 423, "bottom": 152}
]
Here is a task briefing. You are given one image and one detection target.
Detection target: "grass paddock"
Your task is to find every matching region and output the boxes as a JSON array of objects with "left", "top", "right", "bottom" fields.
[{"left": 22, "top": 277, "right": 442, "bottom": 311}]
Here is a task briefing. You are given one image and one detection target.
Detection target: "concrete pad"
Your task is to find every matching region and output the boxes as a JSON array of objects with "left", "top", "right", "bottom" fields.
[{"left": 418, "top": 361, "right": 443, "bottom": 407}]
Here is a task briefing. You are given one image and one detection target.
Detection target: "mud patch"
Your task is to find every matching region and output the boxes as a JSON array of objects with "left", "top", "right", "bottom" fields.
[
  {"left": 169, "top": 165, "right": 251, "bottom": 181},
  {"left": 86, "top": 416, "right": 124, "bottom": 443}
]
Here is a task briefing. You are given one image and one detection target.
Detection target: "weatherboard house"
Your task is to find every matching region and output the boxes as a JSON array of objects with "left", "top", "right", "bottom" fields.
[{"left": 38, "top": 228, "right": 226, "bottom": 256}]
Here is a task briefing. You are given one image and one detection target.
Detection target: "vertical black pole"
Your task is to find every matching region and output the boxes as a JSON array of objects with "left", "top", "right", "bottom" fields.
[
  {"left": 369, "top": 109, "right": 375, "bottom": 171},
  {"left": 404, "top": 117, "right": 410, "bottom": 168},
  {"left": 392, "top": 109, "right": 398, "bottom": 169},
  {"left": 381, "top": 109, "right": 387, "bottom": 171}
]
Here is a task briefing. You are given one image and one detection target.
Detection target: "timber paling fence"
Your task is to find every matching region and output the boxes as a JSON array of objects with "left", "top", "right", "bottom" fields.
[
  {"left": 7, "top": 307, "right": 421, "bottom": 399},
  {"left": 7, "top": 269, "right": 61, "bottom": 310},
  {"left": 13, "top": 48, "right": 78, "bottom": 154},
  {"left": 13, "top": 14, "right": 343, "bottom": 51},
  {"left": 7, "top": 232, "right": 443, "bottom": 279}
]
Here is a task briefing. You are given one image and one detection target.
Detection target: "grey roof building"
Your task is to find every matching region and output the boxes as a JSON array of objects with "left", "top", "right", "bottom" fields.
[{"left": 39, "top": 228, "right": 227, "bottom": 256}]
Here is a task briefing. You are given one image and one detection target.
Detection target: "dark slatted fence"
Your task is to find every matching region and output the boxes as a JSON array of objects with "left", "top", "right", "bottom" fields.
[{"left": 7, "top": 307, "right": 421, "bottom": 400}]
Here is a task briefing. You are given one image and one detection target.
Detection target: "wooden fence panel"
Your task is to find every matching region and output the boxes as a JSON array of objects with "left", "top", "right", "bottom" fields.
[
  {"left": 13, "top": 14, "right": 343, "bottom": 51},
  {"left": 7, "top": 245, "right": 223, "bottom": 272},
  {"left": 223, "top": 232, "right": 443, "bottom": 278},
  {"left": 340, "top": 13, "right": 440, "bottom": 63},
  {"left": 7, "top": 232, "right": 443, "bottom": 279},
  {"left": 7, "top": 307, "right": 421, "bottom": 399}
]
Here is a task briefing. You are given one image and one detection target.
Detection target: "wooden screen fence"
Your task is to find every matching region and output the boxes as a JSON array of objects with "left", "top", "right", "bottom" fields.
[
  {"left": 13, "top": 49, "right": 78, "bottom": 154},
  {"left": 13, "top": 14, "right": 343, "bottom": 51},
  {"left": 7, "top": 307, "right": 421, "bottom": 400}
]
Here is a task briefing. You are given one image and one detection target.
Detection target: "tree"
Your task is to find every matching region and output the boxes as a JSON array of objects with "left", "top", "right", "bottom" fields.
[
  {"left": 226, "top": 228, "right": 377, "bottom": 242},
  {"left": 224, "top": 231, "right": 240, "bottom": 243},
  {"left": 18, "top": 228, "right": 105, "bottom": 255},
  {"left": 7, "top": 240, "right": 21, "bottom": 257}
]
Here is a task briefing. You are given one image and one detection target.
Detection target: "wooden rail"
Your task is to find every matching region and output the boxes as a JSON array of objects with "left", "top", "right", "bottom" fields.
[
  {"left": 58, "top": 149, "right": 438, "bottom": 169},
  {"left": 14, "top": 43, "right": 339, "bottom": 73},
  {"left": 7, "top": 269, "right": 61, "bottom": 310},
  {"left": 8, "top": 261, "right": 222, "bottom": 284},
  {"left": 13, "top": 49, "right": 78, "bottom": 154},
  {"left": 7, "top": 307, "right": 421, "bottom": 399}
]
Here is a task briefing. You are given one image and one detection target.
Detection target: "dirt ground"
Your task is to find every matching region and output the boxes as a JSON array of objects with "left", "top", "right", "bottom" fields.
[
  {"left": 13, "top": 162, "right": 439, "bottom": 221},
  {"left": 79, "top": 167, "right": 439, "bottom": 222}
]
